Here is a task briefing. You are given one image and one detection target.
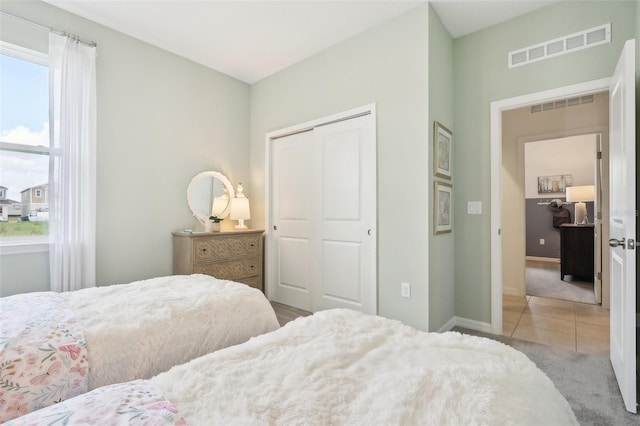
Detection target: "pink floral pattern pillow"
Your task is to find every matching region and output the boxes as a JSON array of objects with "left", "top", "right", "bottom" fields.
[
  {"left": 1, "top": 292, "right": 89, "bottom": 422},
  {"left": 4, "top": 380, "right": 186, "bottom": 425}
]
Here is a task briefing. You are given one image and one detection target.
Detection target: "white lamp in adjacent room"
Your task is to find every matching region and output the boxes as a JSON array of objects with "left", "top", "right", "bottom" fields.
[
  {"left": 565, "top": 185, "right": 595, "bottom": 224},
  {"left": 230, "top": 183, "right": 251, "bottom": 229}
]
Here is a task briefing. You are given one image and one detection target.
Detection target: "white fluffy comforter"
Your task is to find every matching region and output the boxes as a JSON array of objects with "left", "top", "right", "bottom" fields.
[
  {"left": 60, "top": 274, "right": 280, "bottom": 389},
  {"left": 152, "top": 309, "right": 578, "bottom": 425}
]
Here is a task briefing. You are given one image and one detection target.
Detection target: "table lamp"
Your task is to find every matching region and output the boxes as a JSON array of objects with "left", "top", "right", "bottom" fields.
[
  {"left": 230, "top": 183, "right": 251, "bottom": 229},
  {"left": 565, "top": 185, "right": 595, "bottom": 224}
]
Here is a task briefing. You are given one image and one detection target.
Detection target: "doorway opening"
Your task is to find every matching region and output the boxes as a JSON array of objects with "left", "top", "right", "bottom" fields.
[
  {"left": 489, "top": 77, "right": 611, "bottom": 336},
  {"left": 522, "top": 134, "right": 600, "bottom": 306},
  {"left": 500, "top": 102, "right": 610, "bottom": 353}
]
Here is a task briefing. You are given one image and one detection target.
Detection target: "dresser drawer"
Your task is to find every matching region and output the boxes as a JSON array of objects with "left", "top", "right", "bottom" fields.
[
  {"left": 194, "top": 257, "right": 260, "bottom": 281},
  {"left": 234, "top": 276, "right": 260, "bottom": 290},
  {"left": 193, "top": 234, "right": 260, "bottom": 262},
  {"left": 173, "top": 229, "right": 264, "bottom": 292}
]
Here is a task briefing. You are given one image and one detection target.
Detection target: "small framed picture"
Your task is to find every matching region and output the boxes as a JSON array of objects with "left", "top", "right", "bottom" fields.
[
  {"left": 537, "top": 174, "right": 572, "bottom": 194},
  {"left": 434, "top": 121, "right": 452, "bottom": 179},
  {"left": 434, "top": 181, "right": 452, "bottom": 234}
]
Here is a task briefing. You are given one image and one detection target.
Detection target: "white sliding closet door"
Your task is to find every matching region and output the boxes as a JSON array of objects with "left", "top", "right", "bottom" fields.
[
  {"left": 270, "top": 130, "right": 315, "bottom": 311},
  {"left": 314, "top": 116, "right": 376, "bottom": 313},
  {"left": 269, "top": 111, "right": 376, "bottom": 315}
]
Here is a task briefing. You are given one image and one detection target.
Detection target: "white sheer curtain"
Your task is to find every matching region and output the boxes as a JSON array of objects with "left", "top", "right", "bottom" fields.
[{"left": 48, "top": 32, "right": 97, "bottom": 292}]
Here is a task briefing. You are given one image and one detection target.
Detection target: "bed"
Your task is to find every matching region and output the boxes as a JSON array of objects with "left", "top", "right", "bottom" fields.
[
  {"left": 0, "top": 274, "right": 279, "bottom": 422},
  {"left": 7, "top": 309, "right": 578, "bottom": 425}
]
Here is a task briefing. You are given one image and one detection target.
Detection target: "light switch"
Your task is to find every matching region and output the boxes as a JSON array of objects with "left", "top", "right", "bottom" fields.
[{"left": 467, "top": 201, "right": 482, "bottom": 215}]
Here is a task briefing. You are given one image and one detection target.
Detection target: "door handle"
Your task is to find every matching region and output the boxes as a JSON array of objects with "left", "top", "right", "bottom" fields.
[{"left": 609, "top": 238, "right": 626, "bottom": 248}]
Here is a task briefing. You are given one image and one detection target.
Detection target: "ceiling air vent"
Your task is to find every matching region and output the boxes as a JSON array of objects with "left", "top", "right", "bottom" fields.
[{"left": 509, "top": 23, "right": 610, "bottom": 68}]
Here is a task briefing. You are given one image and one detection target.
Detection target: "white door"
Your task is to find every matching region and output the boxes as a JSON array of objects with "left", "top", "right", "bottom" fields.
[
  {"left": 608, "top": 38, "right": 636, "bottom": 414},
  {"left": 314, "top": 116, "right": 376, "bottom": 313},
  {"left": 269, "top": 112, "right": 377, "bottom": 314},
  {"left": 270, "top": 130, "right": 315, "bottom": 311}
]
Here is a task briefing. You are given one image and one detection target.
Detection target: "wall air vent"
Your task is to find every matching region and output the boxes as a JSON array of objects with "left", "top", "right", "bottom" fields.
[
  {"left": 509, "top": 23, "right": 610, "bottom": 68},
  {"left": 530, "top": 95, "right": 595, "bottom": 114}
]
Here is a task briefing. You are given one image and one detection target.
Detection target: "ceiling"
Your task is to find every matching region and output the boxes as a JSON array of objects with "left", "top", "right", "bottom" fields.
[{"left": 43, "top": 0, "right": 560, "bottom": 84}]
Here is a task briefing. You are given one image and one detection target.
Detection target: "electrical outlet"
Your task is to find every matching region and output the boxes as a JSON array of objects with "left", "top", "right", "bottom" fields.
[
  {"left": 401, "top": 282, "right": 411, "bottom": 298},
  {"left": 539, "top": 238, "right": 545, "bottom": 245}
]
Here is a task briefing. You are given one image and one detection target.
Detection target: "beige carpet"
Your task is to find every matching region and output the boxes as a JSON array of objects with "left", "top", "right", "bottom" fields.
[{"left": 526, "top": 259, "right": 597, "bottom": 304}]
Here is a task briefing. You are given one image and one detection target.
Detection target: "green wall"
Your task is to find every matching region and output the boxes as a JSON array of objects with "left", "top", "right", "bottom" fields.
[
  {"left": 0, "top": 0, "right": 251, "bottom": 295},
  {"left": 453, "top": 0, "right": 636, "bottom": 323},
  {"left": 428, "top": 5, "right": 455, "bottom": 331},
  {"left": 250, "top": 4, "right": 430, "bottom": 330},
  {"left": 0, "top": 252, "right": 49, "bottom": 295}
]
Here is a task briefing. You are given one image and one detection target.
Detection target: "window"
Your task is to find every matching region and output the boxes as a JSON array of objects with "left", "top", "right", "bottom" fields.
[{"left": 0, "top": 42, "right": 49, "bottom": 250}]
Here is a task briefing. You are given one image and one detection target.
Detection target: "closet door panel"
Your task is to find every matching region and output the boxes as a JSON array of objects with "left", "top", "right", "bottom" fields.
[
  {"left": 270, "top": 131, "right": 314, "bottom": 311},
  {"left": 315, "top": 115, "right": 376, "bottom": 313}
]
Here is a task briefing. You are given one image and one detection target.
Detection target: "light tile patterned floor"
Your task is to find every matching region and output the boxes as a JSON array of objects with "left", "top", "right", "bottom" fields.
[{"left": 503, "top": 294, "right": 610, "bottom": 355}]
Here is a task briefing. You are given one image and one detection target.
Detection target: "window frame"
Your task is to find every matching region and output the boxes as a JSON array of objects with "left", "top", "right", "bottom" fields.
[{"left": 0, "top": 41, "right": 50, "bottom": 255}]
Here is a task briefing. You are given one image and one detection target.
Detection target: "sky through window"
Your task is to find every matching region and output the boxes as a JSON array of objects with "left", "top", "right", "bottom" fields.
[{"left": 0, "top": 52, "right": 49, "bottom": 201}]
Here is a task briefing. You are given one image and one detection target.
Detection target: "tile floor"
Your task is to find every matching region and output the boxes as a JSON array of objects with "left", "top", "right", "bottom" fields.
[{"left": 503, "top": 294, "right": 610, "bottom": 355}]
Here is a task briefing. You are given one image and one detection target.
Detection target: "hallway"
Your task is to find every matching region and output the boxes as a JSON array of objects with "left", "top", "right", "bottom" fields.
[
  {"left": 503, "top": 294, "right": 609, "bottom": 355},
  {"left": 526, "top": 259, "right": 596, "bottom": 304}
]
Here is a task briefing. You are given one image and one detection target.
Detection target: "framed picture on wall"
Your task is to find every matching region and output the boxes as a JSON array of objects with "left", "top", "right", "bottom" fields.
[
  {"left": 537, "top": 174, "right": 572, "bottom": 193},
  {"left": 434, "top": 181, "right": 452, "bottom": 234},
  {"left": 434, "top": 121, "right": 453, "bottom": 179}
]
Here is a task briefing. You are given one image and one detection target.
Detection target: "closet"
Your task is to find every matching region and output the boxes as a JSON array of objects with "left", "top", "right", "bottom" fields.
[{"left": 266, "top": 108, "right": 377, "bottom": 314}]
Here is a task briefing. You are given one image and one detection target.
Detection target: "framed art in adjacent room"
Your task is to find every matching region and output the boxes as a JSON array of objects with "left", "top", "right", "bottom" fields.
[
  {"left": 434, "top": 180, "right": 452, "bottom": 234},
  {"left": 434, "top": 121, "right": 452, "bottom": 179},
  {"left": 537, "top": 174, "right": 572, "bottom": 194}
]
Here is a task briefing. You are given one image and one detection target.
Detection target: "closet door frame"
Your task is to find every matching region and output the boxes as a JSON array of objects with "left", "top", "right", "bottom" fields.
[{"left": 264, "top": 103, "right": 377, "bottom": 313}]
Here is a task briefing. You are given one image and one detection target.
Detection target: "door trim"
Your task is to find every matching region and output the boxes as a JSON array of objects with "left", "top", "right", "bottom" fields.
[
  {"left": 264, "top": 103, "right": 377, "bottom": 304},
  {"left": 489, "top": 78, "right": 610, "bottom": 334}
]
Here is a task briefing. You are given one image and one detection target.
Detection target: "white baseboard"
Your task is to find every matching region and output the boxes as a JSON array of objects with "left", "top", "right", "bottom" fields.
[
  {"left": 436, "top": 316, "right": 493, "bottom": 334},
  {"left": 526, "top": 256, "right": 560, "bottom": 263},
  {"left": 436, "top": 317, "right": 457, "bottom": 333},
  {"left": 454, "top": 316, "right": 493, "bottom": 333}
]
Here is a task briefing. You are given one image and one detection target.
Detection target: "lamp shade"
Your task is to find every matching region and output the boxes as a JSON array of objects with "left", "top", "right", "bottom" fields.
[
  {"left": 211, "top": 194, "right": 229, "bottom": 217},
  {"left": 230, "top": 197, "right": 251, "bottom": 220},
  {"left": 565, "top": 185, "right": 595, "bottom": 202},
  {"left": 231, "top": 182, "right": 250, "bottom": 229}
]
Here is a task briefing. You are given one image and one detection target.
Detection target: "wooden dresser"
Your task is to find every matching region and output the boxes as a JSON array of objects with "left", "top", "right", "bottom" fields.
[
  {"left": 559, "top": 224, "right": 595, "bottom": 281},
  {"left": 172, "top": 229, "right": 264, "bottom": 291}
]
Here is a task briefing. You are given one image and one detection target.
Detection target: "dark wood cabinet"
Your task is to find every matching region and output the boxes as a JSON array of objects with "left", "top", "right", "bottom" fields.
[{"left": 559, "top": 224, "right": 595, "bottom": 280}]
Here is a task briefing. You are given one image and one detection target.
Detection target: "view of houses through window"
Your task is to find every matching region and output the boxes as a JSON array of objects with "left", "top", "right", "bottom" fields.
[{"left": 0, "top": 44, "right": 50, "bottom": 239}]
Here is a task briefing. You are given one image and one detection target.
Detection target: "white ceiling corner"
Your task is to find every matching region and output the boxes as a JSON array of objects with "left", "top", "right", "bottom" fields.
[
  {"left": 42, "top": 0, "right": 561, "bottom": 83},
  {"left": 430, "top": 0, "right": 561, "bottom": 39},
  {"left": 43, "top": 0, "right": 426, "bottom": 83}
]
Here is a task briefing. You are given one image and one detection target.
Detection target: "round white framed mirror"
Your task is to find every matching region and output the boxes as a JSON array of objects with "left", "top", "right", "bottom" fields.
[{"left": 187, "top": 171, "right": 235, "bottom": 224}]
